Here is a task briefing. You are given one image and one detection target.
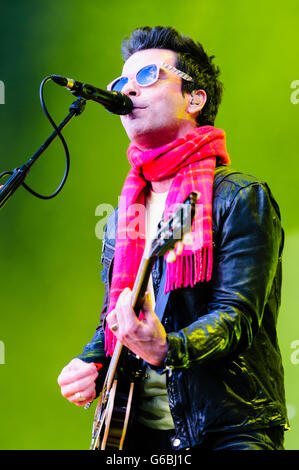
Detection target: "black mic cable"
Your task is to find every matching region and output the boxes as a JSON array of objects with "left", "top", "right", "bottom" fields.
[
  {"left": 0, "top": 76, "right": 86, "bottom": 205},
  {"left": 20, "top": 76, "right": 72, "bottom": 200}
]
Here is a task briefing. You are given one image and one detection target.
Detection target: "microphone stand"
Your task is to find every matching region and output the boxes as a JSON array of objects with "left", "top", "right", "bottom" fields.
[{"left": 0, "top": 97, "right": 86, "bottom": 210}]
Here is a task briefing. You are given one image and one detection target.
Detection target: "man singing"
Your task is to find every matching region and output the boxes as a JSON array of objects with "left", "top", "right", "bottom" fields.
[{"left": 58, "top": 26, "right": 288, "bottom": 451}]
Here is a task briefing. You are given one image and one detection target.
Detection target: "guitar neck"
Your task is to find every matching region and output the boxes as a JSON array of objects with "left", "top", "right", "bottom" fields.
[
  {"left": 90, "top": 193, "right": 198, "bottom": 451},
  {"left": 131, "top": 252, "right": 156, "bottom": 315}
]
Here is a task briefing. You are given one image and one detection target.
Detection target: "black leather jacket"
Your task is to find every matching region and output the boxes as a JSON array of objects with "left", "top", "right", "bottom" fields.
[{"left": 78, "top": 165, "right": 289, "bottom": 450}]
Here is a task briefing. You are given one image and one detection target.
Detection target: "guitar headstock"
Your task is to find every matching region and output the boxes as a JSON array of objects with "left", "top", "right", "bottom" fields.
[{"left": 148, "top": 191, "right": 198, "bottom": 259}]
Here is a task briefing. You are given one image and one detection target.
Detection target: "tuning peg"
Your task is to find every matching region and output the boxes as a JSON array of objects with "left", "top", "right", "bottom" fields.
[
  {"left": 166, "top": 250, "right": 177, "bottom": 263},
  {"left": 183, "top": 232, "right": 193, "bottom": 246},
  {"left": 175, "top": 241, "right": 184, "bottom": 255}
]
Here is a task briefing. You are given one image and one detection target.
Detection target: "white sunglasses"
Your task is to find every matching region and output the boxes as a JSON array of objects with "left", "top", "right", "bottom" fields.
[{"left": 107, "top": 62, "right": 194, "bottom": 92}]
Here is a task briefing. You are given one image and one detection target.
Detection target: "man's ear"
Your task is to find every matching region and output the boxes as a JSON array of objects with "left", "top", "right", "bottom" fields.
[{"left": 187, "top": 89, "right": 207, "bottom": 116}]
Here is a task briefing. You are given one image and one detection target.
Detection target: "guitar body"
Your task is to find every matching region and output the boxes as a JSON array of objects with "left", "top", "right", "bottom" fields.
[
  {"left": 90, "top": 348, "right": 143, "bottom": 450},
  {"left": 91, "top": 378, "right": 134, "bottom": 449}
]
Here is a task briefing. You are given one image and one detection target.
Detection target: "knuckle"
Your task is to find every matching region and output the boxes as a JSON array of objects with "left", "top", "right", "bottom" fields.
[{"left": 132, "top": 322, "right": 140, "bottom": 333}]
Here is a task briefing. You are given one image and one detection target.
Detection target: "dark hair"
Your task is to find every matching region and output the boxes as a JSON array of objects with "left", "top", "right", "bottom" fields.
[{"left": 121, "top": 26, "right": 223, "bottom": 126}]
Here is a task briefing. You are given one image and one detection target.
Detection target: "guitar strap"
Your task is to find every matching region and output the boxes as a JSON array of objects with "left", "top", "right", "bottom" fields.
[{"left": 154, "top": 260, "right": 170, "bottom": 324}]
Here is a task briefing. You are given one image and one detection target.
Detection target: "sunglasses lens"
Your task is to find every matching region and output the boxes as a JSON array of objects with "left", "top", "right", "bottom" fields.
[
  {"left": 111, "top": 77, "right": 128, "bottom": 92},
  {"left": 110, "top": 64, "right": 158, "bottom": 91},
  {"left": 136, "top": 64, "right": 158, "bottom": 86}
]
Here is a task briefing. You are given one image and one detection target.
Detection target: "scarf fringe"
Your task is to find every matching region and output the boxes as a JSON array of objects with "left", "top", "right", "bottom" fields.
[
  {"left": 165, "top": 246, "right": 213, "bottom": 293},
  {"left": 104, "top": 246, "right": 213, "bottom": 357}
]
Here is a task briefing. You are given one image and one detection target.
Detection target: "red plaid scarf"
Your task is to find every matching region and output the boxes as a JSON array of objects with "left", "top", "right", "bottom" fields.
[{"left": 104, "top": 125, "right": 230, "bottom": 355}]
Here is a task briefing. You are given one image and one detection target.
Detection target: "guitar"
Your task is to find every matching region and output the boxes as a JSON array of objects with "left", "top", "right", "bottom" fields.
[{"left": 88, "top": 192, "right": 198, "bottom": 450}]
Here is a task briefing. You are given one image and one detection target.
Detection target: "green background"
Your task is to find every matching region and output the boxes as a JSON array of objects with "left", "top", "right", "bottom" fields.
[{"left": 0, "top": 0, "right": 298, "bottom": 450}]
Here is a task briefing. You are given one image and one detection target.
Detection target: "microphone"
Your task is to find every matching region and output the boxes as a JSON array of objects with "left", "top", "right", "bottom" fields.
[{"left": 51, "top": 75, "right": 133, "bottom": 115}]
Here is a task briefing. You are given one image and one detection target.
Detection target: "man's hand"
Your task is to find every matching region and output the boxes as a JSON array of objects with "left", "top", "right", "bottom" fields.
[
  {"left": 105, "top": 288, "right": 168, "bottom": 366},
  {"left": 57, "top": 358, "right": 99, "bottom": 407}
]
